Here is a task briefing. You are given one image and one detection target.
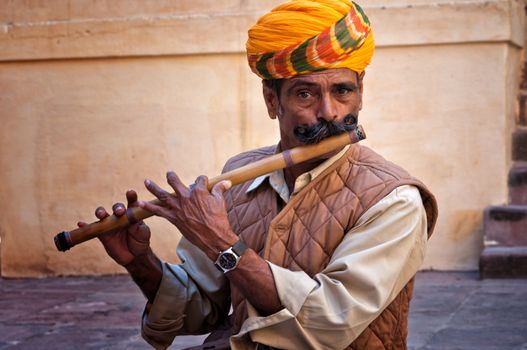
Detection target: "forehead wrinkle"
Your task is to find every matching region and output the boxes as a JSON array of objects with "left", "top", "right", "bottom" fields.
[{"left": 287, "top": 79, "right": 318, "bottom": 89}]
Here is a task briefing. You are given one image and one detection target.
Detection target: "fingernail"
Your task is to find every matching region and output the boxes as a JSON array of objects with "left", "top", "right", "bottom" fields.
[
  {"left": 138, "top": 201, "right": 145, "bottom": 208},
  {"left": 144, "top": 179, "right": 151, "bottom": 186}
]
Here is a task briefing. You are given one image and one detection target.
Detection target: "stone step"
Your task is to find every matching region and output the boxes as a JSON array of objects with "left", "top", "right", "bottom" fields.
[
  {"left": 512, "top": 127, "right": 527, "bottom": 161},
  {"left": 479, "top": 246, "right": 527, "bottom": 278},
  {"left": 509, "top": 164, "right": 527, "bottom": 204},
  {"left": 519, "top": 88, "right": 527, "bottom": 126},
  {"left": 483, "top": 205, "right": 527, "bottom": 245}
]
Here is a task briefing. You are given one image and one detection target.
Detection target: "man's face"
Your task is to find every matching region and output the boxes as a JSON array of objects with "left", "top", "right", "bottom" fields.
[{"left": 263, "top": 68, "right": 364, "bottom": 151}]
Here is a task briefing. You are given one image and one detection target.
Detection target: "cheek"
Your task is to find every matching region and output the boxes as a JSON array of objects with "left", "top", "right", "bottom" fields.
[
  {"left": 341, "top": 96, "right": 362, "bottom": 114},
  {"left": 279, "top": 106, "right": 317, "bottom": 126}
]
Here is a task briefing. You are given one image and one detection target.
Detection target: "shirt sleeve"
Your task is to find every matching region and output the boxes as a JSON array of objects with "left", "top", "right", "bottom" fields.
[
  {"left": 141, "top": 237, "right": 231, "bottom": 349},
  {"left": 231, "top": 185, "right": 428, "bottom": 350}
]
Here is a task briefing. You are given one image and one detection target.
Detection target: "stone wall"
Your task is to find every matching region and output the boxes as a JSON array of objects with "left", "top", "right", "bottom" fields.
[{"left": 0, "top": 0, "right": 525, "bottom": 276}]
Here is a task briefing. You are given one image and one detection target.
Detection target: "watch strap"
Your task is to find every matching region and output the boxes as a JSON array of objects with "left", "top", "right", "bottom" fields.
[{"left": 231, "top": 239, "right": 248, "bottom": 257}]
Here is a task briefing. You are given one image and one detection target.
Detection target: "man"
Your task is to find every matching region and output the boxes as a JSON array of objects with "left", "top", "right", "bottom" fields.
[{"left": 87, "top": 1, "right": 438, "bottom": 349}]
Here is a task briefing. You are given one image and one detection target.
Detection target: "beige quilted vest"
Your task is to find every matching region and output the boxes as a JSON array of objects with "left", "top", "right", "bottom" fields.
[{"left": 222, "top": 144, "right": 438, "bottom": 350}]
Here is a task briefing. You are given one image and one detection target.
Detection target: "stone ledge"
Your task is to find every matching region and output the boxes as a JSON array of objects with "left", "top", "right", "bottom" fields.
[
  {"left": 509, "top": 165, "right": 527, "bottom": 204},
  {"left": 509, "top": 165, "right": 527, "bottom": 187},
  {"left": 486, "top": 205, "right": 527, "bottom": 221},
  {"left": 0, "top": 0, "right": 524, "bottom": 62},
  {"left": 479, "top": 246, "right": 527, "bottom": 278},
  {"left": 484, "top": 205, "right": 527, "bottom": 245},
  {"left": 512, "top": 127, "right": 527, "bottom": 162}
]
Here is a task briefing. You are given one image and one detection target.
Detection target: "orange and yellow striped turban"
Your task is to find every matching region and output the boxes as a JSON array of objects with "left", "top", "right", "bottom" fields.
[{"left": 246, "top": 0, "right": 374, "bottom": 80}]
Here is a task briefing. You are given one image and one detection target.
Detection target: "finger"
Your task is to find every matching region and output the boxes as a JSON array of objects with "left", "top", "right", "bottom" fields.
[
  {"left": 166, "top": 171, "right": 189, "bottom": 195},
  {"left": 112, "top": 202, "right": 126, "bottom": 217},
  {"left": 144, "top": 179, "right": 173, "bottom": 204},
  {"left": 211, "top": 180, "right": 232, "bottom": 198},
  {"left": 77, "top": 221, "right": 87, "bottom": 228},
  {"left": 193, "top": 175, "right": 209, "bottom": 192},
  {"left": 128, "top": 222, "right": 150, "bottom": 243},
  {"left": 138, "top": 200, "right": 172, "bottom": 218},
  {"left": 126, "top": 189, "right": 139, "bottom": 207},
  {"left": 95, "top": 206, "right": 109, "bottom": 220}
]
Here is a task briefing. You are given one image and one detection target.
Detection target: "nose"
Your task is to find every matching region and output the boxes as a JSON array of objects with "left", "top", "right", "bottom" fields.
[{"left": 317, "top": 94, "right": 338, "bottom": 122}]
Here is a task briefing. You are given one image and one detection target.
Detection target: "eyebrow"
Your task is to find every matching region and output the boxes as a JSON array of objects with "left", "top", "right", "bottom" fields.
[
  {"left": 285, "top": 79, "right": 358, "bottom": 95},
  {"left": 334, "top": 82, "right": 358, "bottom": 90}
]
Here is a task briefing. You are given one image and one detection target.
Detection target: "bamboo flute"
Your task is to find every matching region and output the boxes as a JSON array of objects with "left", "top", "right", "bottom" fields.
[{"left": 54, "top": 125, "right": 366, "bottom": 252}]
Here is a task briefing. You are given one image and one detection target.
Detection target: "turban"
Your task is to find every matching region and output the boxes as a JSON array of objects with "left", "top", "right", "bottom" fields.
[{"left": 246, "top": 0, "right": 374, "bottom": 80}]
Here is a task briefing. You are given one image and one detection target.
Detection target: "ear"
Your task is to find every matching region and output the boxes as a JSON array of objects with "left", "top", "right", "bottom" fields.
[
  {"left": 357, "top": 71, "right": 365, "bottom": 110},
  {"left": 358, "top": 71, "right": 365, "bottom": 93},
  {"left": 262, "top": 82, "right": 279, "bottom": 120}
]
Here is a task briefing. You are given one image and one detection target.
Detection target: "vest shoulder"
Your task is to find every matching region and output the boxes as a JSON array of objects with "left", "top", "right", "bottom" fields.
[
  {"left": 348, "top": 145, "right": 439, "bottom": 236},
  {"left": 222, "top": 145, "right": 276, "bottom": 173},
  {"left": 349, "top": 145, "right": 412, "bottom": 180}
]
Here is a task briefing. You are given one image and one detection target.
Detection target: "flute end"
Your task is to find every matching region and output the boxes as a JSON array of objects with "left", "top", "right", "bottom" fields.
[
  {"left": 353, "top": 125, "right": 366, "bottom": 142},
  {"left": 54, "top": 231, "right": 73, "bottom": 252}
]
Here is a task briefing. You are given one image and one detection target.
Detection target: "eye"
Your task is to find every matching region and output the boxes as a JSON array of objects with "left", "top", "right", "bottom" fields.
[
  {"left": 297, "top": 90, "right": 311, "bottom": 99},
  {"left": 336, "top": 87, "right": 353, "bottom": 95}
]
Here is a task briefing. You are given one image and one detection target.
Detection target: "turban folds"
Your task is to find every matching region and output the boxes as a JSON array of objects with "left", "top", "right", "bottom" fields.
[{"left": 246, "top": 0, "right": 374, "bottom": 80}]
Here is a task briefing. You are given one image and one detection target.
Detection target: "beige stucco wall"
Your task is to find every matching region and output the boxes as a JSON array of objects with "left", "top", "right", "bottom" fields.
[{"left": 0, "top": 0, "right": 524, "bottom": 276}]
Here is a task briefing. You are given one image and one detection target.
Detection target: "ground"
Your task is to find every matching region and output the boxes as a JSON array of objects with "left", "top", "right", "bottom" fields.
[{"left": 0, "top": 271, "right": 526, "bottom": 350}]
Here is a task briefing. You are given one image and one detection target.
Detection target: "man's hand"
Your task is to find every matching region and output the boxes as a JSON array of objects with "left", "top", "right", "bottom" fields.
[
  {"left": 77, "top": 189, "right": 150, "bottom": 266},
  {"left": 79, "top": 189, "right": 161, "bottom": 302},
  {"left": 139, "top": 172, "right": 282, "bottom": 314},
  {"left": 139, "top": 172, "right": 238, "bottom": 261}
]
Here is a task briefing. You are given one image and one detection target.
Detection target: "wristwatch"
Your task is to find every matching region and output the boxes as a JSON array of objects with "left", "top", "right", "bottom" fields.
[{"left": 215, "top": 240, "right": 248, "bottom": 273}]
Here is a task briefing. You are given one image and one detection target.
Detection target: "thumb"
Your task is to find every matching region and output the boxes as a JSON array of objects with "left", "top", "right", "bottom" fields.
[{"left": 211, "top": 180, "right": 232, "bottom": 197}]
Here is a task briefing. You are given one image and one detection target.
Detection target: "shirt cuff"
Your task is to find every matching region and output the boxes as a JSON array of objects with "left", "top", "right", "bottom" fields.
[
  {"left": 234, "top": 262, "right": 317, "bottom": 335},
  {"left": 268, "top": 262, "right": 318, "bottom": 315},
  {"left": 141, "top": 261, "right": 188, "bottom": 349}
]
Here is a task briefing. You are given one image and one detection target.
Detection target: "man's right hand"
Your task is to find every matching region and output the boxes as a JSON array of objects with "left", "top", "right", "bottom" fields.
[
  {"left": 77, "top": 189, "right": 151, "bottom": 266},
  {"left": 78, "top": 189, "right": 162, "bottom": 302}
]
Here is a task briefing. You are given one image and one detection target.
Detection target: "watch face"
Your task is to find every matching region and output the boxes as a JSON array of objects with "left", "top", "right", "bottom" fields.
[{"left": 219, "top": 252, "right": 238, "bottom": 270}]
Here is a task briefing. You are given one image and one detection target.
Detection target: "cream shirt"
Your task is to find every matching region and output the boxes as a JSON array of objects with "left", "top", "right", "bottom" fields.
[{"left": 142, "top": 147, "right": 428, "bottom": 350}]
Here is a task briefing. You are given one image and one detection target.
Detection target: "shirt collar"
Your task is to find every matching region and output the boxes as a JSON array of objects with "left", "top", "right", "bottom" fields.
[
  {"left": 246, "top": 145, "right": 350, "bottom": 203},
  {"left": 246, "top": 173, "right": 269, "bottom": 193}
]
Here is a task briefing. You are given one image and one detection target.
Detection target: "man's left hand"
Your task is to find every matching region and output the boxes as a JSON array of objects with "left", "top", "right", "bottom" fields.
[{"left": 139, "top": 171, "right": 238, "bottom": 261}]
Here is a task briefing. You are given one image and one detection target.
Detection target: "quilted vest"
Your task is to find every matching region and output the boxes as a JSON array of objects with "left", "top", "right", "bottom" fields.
[{"left": 222, "top": 143, "right": 438, "bottom": 350}]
